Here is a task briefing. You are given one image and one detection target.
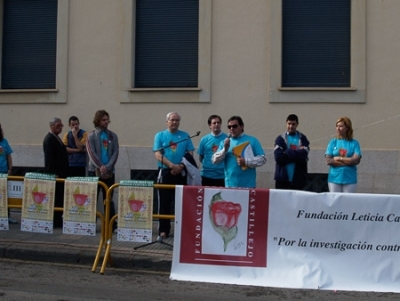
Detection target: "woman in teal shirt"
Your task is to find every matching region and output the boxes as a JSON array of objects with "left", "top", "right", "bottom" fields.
[{"left": 325, "top": 117, "right": 362, "bottom": 193}]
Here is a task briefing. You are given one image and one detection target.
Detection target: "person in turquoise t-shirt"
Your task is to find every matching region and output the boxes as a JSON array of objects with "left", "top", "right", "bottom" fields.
[
  {"left": 212, "top": 116, "right": 266, "bottom": 188},
  {"left": 153, "top": 112, "right": 195, "bottom": 239},
  {"left": 0, "top": 123, "right": 17, "bottom": 224},
  {"left": 197, "top": 115, "right": 227, "bottom": 187},
  {"left": 87, "top": 110, "right": 119, "bottom": 231},
  {"left": 325, "top": 116, "right": 362, "bottom": 193}
]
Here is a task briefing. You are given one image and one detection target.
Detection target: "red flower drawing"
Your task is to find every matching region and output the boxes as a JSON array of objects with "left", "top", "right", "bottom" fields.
[
  {"left": 169, "top": 141, "right": 177, "bottom": 151},
  {"left": 209, "top": 192, "right": 242, "bottom": 251},
  {"left": 339, "top": 148, "right": 347, "bottom": 157},
  {"left": 128, "top": 200, "right": 144, "bottom": 213},
  {"left": 32, "top": 192, "right": 47, "bottom": 204}
]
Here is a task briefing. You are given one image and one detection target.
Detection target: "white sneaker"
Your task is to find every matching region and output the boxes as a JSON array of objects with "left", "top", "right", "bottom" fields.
[{"left": 8, "top": 217, "right": 18, "bottom": 224}]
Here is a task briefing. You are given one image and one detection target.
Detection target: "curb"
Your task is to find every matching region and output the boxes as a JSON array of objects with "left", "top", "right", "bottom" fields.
[{"left": 0, "top": 239, "right": 172, "bottom": 273}]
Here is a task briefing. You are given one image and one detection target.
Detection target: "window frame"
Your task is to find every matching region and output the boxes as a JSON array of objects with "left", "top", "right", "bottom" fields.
[
  {"left": 269, "top": 0, "right": 366, "bottom": 103},
  {"left": 120, "top": 0, "right": 211, "bottom": 103},
  {"left": 0, "top": 0, "right": 68, "bottom": 104}
]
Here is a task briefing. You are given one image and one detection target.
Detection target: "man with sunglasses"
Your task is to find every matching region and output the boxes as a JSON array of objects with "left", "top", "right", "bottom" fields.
[{"left": 212, "top": 116, "right": 266, "bottom": 188}]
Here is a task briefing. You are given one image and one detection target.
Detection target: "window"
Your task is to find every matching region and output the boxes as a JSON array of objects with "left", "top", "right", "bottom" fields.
[
  {"left": 269, "top": 0, "right": 366, "bottom": 103},
  {"left": 135, "top": 0, "right": 199, "bottom": 88},
  {"left": 2, "top": 0, "right": 57, "bottom": 89},
  {"left": 0, "top": 0, "right": 68, "bottom": 103},
  {"left": 120, "top": 0, "right": 211, "bottom": 103},
  {"left": 282, "top": 0, "right": 350, "bottom": 88}
]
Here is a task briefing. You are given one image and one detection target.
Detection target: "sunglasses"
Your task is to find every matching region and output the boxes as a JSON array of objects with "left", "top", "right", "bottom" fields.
[{"left": 227, "top": 124, "right": 239, "bottom": 129}]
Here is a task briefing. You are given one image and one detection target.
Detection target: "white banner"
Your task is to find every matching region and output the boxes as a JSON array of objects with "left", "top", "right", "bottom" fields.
[{"left": 171, "top": 187, "right": 400, "bottom": 292}]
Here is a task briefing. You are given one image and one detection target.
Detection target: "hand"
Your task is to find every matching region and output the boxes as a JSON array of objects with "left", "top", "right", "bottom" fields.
[
  {"left": 237, "top": 156, "right": 245, "bottom": 167},
  {"left": 100, "top": 165, "right": 108, "bottom": 174},
  {"left": 171, "top": 164, "right": 184, "bottom": 176},
  {"left": 223, "top": 138, "right": 230, "bottom": 151},
  {"left": 71, "top": 128, "right": 79, "bottom": 136}
]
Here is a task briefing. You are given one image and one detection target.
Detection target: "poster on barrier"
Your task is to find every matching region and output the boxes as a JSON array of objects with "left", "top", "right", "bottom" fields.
[
  {"left": 63, "top": 177, "right": 98, "bottom": 236},
  {"left": 21, "top": 173, "right": 55, "bottom": 234},
  {"left": 0, "top": 173, "right": 9, "bottom": 230},
  {"left": 171, "top": 187, "right": 400, "bottom": 293},
  {"left": 117, "top": 180, "right": 153, "bottom": 242}
]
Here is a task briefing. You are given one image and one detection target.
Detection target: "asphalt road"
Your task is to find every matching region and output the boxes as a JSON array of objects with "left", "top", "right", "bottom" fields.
[{"left": 1, "top": 259, "right": 399, "bottom": 301}]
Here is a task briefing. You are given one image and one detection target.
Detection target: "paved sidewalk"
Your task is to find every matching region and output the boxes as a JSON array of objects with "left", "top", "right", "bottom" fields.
[{"left": 0, "top": 211, "right": 173, "bottom": 273}]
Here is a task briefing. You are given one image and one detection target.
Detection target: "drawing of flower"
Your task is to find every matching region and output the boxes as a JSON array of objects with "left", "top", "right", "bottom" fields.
[
  {"left": 209, "top": 191, "right": 242, "bottom": 251},
  {"left": 169, "top": 141, "right": 177, "bottom": 151},
  {"left": 32, "top": 190, "right": 47, "bottom": 213},
  {"left": 73, "top": 193, "right": 89, "bottom": 215},
  {"left": 128, "top": 192, "right": 146, "bottom": 221},
  {"left": 339, "top": 148, "right": 347, "bottom": 157}
]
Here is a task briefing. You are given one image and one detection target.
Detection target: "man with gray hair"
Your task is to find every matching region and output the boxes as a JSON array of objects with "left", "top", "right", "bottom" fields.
[
  {"left": 43, "top": 117, "right": 69, "bottom": 227},
  {"left": 153, "top": 112, "right": 195, "bottom": 239}
]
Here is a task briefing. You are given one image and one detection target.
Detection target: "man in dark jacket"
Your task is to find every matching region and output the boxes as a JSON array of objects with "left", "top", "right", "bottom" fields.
[
  {"left": 43, "top": 117, "right": 69, "bottom": 227},
  {"left": 62, "top": 116, "right": 87, "bottom": 177},
  {"left": 274, "top": 114, "right": 310, "bottom": 190}
]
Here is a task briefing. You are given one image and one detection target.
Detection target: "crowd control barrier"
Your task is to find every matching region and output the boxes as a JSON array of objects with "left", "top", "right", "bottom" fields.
[
  {"left": 93, "top": 183, "right": 175, "bottom": 274},
  {"left": 5, "top": 175, "right": 176, "bottom": 274},
  {"left": 6, "top": 175, "right": 109, "bottom": 267}
]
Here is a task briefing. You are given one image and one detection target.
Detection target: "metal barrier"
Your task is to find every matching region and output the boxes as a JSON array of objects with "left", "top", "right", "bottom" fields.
[
  {"left": 6, "top": 175, "right": 109, "bottom": 269},
  {"left": 93, "top": 183, "right": 175, "bottom": 274},
  {"left": 6, "top": 176, "right": 175, "bottom": 274}
]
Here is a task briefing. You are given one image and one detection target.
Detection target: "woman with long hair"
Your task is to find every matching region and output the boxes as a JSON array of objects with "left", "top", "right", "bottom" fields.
[{"left": 325, "top": 117, "right": 362, "bottom": 193}]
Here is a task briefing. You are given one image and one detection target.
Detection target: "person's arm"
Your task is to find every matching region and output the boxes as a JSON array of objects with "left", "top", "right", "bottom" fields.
[
  {"left": 105, "top": 133, "right": 119, "bottom": 172},
  {"left": 212, "top": 138, "right": 229, "bottom": 164},
  {"left": 44, "top": 136, "right": 59, "bottom": 176},
  {"left": 6, "top": 154, "right": 12, "bottom": 175},
  {"left": 245, "top": 155, "right": 267, "bottom": 168},
  {"left": 71, "top": 129, "right": 85, "bottom": 151},
  {"left": 244, "top": 139, "right": 267, "bottom": 168},
  {"left": 154, "top": 151, "right": 184, "bottom": 175},
  {"left": 86, "top": 132, "right": 102, "bottom": 169},
  {"left": 328, "top": 154, "right": 361, "bottom": 166},
  {"left": 274, "top": 136, "right": 290, "bottom": 165},
  {"left": 199, "top": 155, "right": 204, "bottom": 163}
]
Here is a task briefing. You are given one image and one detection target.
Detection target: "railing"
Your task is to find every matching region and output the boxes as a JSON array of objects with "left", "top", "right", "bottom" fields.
[{"left": 5, "top": 175, "right": 175, "bottom": 275}]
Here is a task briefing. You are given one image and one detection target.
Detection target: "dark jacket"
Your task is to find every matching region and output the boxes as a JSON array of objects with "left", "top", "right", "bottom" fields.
[
  {"left": 43, "top": 132, "right": 69, "bottom": 178},
  {"left": 66, "top": 129, "right": 87, "bottom": 167},
  {"left": 274, "top": 131, "right": 310, "bottom": 189}
]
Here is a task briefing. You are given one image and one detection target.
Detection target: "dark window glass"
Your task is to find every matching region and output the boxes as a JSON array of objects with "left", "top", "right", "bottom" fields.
[
  {"left": 282, "top": 0, "right": 350, "bottom": 87},
  {"left": 135, "top": 0, "right": 199, "bottom": 88},
  {"left": 2, "top": 0, "right": 57, "bottom": 89}
]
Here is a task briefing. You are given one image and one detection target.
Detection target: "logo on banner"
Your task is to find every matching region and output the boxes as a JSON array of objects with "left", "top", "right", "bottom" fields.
[{"left": 180, "top": 187, "right": 269, "bottom": 267}]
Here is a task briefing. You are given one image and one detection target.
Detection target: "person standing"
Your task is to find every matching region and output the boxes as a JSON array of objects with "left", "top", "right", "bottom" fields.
[
  {"left": 62, "top": 116, "right": 87, "bottom": 177},
  {"left": 86, "top": 110, "right": 119, "bottom": 230},
  {"left": 212, "top": 116, "right": 266, "bottom": 188},
  {"left": 153, "top": 112, "right": 195, "bottom": 239},
  {"left": 0, "top": 123, "right": 17, "bottom": 224},
  {"left": 325, "top": 116, "right": 362, "bottom": 193},
  {"left": 197, "top": 115, "right": 227, "bottom": 187},
  {"left": 43, "top": 117, "right": 69, "bottom": 227},
  {"left": 274, "top": 114, "right": 310, "bottom": 190}
]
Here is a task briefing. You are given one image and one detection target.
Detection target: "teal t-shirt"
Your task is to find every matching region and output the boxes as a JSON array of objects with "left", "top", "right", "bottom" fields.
[
  {"left": 197, "top": 132, "right": 227, "bottom": 179},
  {"left": 100, "top": 131, "right": 109, "bottom": 165},
  {"left": 217, "top": 133, "right": 265, "bottom": 188},
  {"left": 153, "top": 129, "right": 195, "bottom": 168},
  {"left": 325, "top": 138, "right": 362, "bottom": 184},
  {"left": 285, "top": 133, "right": 299, "bottom": 182}
]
